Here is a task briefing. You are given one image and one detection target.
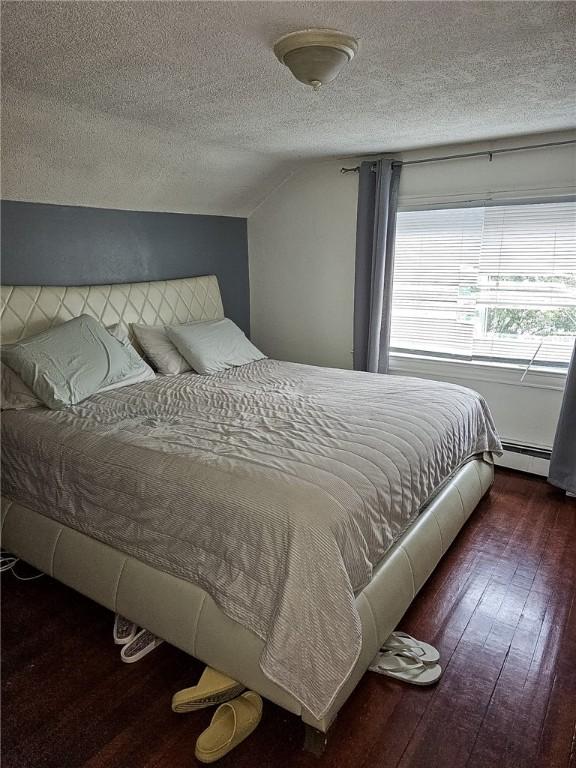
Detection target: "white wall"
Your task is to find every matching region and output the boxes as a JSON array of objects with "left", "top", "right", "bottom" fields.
[
  {"left": 248, "top": 131, "right": 576, "bottom": 467},
  {"left": 249, "top": 163, "right": 359, "bottom": 368}
]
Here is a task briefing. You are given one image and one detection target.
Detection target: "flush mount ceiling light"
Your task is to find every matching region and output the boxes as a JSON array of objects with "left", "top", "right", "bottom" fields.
[{"left": 273, "top": 29, "right": 358, "bottom": 90}]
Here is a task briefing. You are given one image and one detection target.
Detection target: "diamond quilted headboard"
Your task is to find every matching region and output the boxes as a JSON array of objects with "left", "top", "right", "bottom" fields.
[{"left": 0, "top": 275, "right": 224, "bottom": 344}]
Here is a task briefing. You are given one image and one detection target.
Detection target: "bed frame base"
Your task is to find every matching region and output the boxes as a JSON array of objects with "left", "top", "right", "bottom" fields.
[
  {"left": 1, "top": 458, "right": 493, "bottom": 734},
  {"left": 304, "top": 723, "right": 331, "bottom": 756}
]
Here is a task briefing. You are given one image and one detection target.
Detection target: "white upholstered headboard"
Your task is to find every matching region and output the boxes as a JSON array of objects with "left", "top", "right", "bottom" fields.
[{"left": 0, "top": 275, "right": 224, "bottom": 344}]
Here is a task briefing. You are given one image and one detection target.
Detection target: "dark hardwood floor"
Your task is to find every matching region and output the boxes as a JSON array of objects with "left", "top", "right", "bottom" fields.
[{"left": 2, "top": 469, "right": 575, "bottom": 768}]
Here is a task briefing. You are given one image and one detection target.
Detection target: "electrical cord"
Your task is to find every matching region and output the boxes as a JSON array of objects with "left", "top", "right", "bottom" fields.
[
  {"left": 0, "top": 554, "right": 18, "bottom": 572},
  {"left": 0, "top": 550, "right": 44, "bottom": 580},
  {"left": 12, "top": 566, "right": 45, "bottom": 581}
]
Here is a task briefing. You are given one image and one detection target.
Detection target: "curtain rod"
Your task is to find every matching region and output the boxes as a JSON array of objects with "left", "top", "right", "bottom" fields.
[{"left": 340, "top": 138, "right": 576, "bottom": 174}]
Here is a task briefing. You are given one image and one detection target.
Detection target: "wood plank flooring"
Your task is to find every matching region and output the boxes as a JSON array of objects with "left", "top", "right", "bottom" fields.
[{"left": 2, "top": 469, "right": 575, "bottom": 768}]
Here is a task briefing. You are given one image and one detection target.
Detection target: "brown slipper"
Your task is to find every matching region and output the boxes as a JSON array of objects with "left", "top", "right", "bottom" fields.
[
  {"left": 194, "top": 691, "right": 263, "bottom": 763},
  {"left": 171, "top": 667, "right": 245, "bottom": 713}
]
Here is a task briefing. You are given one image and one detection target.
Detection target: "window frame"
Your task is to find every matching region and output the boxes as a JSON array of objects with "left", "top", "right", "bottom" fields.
[{"left": 388, "top": 195, "right": 576, "bottom": 389}]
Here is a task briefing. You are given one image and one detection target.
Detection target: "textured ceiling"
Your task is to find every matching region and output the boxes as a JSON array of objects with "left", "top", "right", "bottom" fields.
[{"left": 2, "top": 1, "right": 575, "bottom": 216}]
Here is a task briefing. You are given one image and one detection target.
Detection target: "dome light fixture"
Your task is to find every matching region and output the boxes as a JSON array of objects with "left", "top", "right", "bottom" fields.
[{"left": 273, "top": 28, "right": 358, "bottom": 90}]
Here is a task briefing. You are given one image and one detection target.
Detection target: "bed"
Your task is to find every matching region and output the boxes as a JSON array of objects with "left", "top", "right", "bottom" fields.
[{"left": 0, "top": 275, "right": 500, "bottom": 749}]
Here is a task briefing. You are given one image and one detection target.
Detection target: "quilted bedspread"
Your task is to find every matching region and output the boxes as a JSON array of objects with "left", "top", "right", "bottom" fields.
[{"left": 1, "top": 360, "right": 501, "bottom": 717}]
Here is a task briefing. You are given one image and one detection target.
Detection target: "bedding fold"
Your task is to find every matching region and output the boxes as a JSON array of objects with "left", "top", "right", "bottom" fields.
[{"left": 1, "top": 359, "right": 501, "bottom": 717}]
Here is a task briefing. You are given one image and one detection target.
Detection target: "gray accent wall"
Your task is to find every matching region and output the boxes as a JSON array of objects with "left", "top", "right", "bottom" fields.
[{"left": 1, "top": 200, "right": 250, "bottom": 333}]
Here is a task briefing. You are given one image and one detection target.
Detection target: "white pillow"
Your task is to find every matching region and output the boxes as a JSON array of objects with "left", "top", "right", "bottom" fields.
[
  {"left": 107, "top": 322, "right": 131, "bottom": 345},
  {"left": 1, "top": 323, "right": 148, "bottom": 410},
  {"left": 0, "top": 316, "right": 155, "bottom": 410},
  {"left": 131, "top": 324, "right": 191, "bottom": 375},
  {"left": 167, "top": 319, "right": 265, "bottom": 375},
  {"left": 98, "top": 323, "right": 156, "bottom": 394}
]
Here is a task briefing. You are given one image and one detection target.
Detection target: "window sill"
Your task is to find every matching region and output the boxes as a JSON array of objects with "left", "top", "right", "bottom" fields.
[{"left": 388, "top": 353, "right": 567, "bottom": 391}]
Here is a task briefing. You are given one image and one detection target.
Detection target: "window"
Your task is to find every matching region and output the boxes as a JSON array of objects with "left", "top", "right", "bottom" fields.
[{"left": 390, "top": 200, "right": 576, "bottom": 371}]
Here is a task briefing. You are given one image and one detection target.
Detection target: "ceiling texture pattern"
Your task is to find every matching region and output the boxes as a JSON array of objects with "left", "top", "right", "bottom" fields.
[{"left": 2, "top": 1, "right": 575, "bottom": 216}]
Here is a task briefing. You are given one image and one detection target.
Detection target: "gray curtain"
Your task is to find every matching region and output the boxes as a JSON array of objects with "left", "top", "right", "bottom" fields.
[
  {"left": 353, "top": 159, "right": 402, "bottom": 373},
  {"left": 548, "top": 339, "right": 576, "bottom": 494}
]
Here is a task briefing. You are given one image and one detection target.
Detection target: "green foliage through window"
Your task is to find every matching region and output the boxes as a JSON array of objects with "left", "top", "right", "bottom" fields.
[{"left": 485, "top": 308, "right": 576, "bottom": 336}]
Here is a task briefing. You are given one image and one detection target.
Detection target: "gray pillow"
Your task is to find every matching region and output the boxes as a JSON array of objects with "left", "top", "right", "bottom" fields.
[
  {"left": 167, "top": 318, "right": 265, "bottom": 375},
  {"left": 1, "top": 314, "right": 154, "bottom": 409},
  {"left": 0, "top": 322, "right": 144, "bottom": 411},
  {"left": 131, "top": 323, "right": 191, "bottom": 375}
]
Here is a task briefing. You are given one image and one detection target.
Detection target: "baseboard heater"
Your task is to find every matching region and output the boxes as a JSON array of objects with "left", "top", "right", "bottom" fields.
[{"left": 500, "top": 441, "right": 551, "bottom": 460}]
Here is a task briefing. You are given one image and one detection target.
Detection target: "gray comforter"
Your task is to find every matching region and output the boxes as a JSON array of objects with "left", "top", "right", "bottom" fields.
[{"left": 1, "top": 360, "right": 501, "bottom": 717}]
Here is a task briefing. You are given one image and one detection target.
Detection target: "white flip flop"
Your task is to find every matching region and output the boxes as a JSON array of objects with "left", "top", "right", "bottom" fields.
[
  {"left": 381, "top": 631, "right": 440, "bottom": 663},
  {"left": 369, "top": 650, "right": 442, "bottom": 686},
  {"left": 113, "top": 614, "right": 138, "bottom": 646},
  {"left": 120, "top": 629, "right": 164, "bottom": 663}
]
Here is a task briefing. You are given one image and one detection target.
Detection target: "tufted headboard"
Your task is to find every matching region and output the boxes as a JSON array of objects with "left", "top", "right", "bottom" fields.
[{"left": 0, "top": 275, "right": 224, "bottom": 344}]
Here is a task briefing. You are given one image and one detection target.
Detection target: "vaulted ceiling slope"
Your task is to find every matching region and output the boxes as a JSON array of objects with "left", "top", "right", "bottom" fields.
[{"left": 2, "top": 1, "right": 575, "bottom": 216}]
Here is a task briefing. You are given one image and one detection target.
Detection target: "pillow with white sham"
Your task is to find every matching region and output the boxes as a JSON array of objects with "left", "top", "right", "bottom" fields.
[
  {"left": 98, "top": 323, "right": 156, "bottom": 393},
  {"left": 167, "top": 318, "right": 265, "bottom": 375},
  {"left": 131, "top": 323, "right": 191, "bottom": 375},
  {"left": 1, "top": 315, "right": 155, "bottom": 409},
  {"left": 0, "top": 323, "right": 149, "bottom": 410},
  {"left": 107, "top": 322, "right": 130, "bottom": 345}
]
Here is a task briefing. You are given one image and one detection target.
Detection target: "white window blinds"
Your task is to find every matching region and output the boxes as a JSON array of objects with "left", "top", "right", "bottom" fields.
[{"left": 390, "top": 200, "right": 576, "bottom": 369}]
